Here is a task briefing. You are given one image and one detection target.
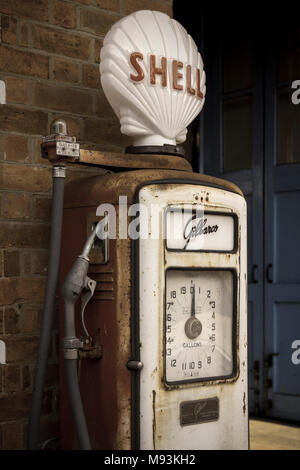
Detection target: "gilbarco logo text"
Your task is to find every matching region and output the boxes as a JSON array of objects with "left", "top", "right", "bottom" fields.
[{"left": 183, "top": 216, "right": 219, "bottom": 249}]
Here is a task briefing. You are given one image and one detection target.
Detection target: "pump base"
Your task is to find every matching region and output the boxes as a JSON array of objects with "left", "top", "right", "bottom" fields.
[{"left": 125, "top": 144, "right": 185, "bottom": 158}]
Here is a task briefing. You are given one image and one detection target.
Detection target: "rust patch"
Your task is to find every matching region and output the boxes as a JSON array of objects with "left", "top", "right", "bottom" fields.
[
  {"left": 152, "top": 390, "right": 156, "bottom": 450},
  {"left": 63, "top": 169, "right": 243, "bottom": 210},
  {"left": 243, "top": 392, "right": 246, "bottom": 414},
  {"left": 79, "top": 150, "right": 192, "bottom": 172}
]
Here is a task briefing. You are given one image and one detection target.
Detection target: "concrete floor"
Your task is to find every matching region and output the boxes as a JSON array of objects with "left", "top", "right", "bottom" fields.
[{"left": 250, "top": 419, "right": 300, "bottom": 450}]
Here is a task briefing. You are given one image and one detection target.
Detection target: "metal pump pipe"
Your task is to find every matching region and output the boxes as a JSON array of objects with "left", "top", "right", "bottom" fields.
[
  {"left": 61, "top": 223, "right": 101, "bottom": 450},
  {"left": 27, "top": 165, "right": 66, "bottom": 450}
]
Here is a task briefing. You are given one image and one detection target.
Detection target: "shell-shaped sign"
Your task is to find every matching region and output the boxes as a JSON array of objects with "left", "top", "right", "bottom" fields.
[{"left": 100, "top": 10, "right": 206, "bottom": 147}]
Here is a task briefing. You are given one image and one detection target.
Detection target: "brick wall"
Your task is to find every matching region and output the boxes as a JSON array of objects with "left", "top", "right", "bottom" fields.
[{"left": 0, "top": 0, "right": 173, "bottom": 450}]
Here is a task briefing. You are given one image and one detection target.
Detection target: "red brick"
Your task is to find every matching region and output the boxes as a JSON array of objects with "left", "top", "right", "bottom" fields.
[
  {"left": 0, "top": 223, "right": 49, "bottom": 250},
  {"left": 96, "top": 0, "right": 120, "bottom": 12},
  {"left": 32, "top": 251, "right": 48, "bottom": 276},
  {"left": 5, "top": 77, "right": 29, "bottom": 106},
  {"left": 19, "top": 305, "right": 39, "bottom": 334},
  {"left": 33, "top": 82, "right": 93, "bottom": 115},
  {"left": 0, "top": 278, "right": 46, "bottom": 307},
  {"left": 4, "top": 335, "right": 40, "bottom": 364},
  {"left": 0, "top": 45, "right": 49, "bottom": 79},
  {"left": 83, "top": 63, "right": 100, "bottom": 89},
  {"left": 83, "top": 117, "right": 129, "bottom": 150},
  {"left": 21, "top": 252, "right": 32, "bottom": 276},
  {"left": 34, "top": 197, "right": 51, "bottom": 221},
  {"left": 0, "top": 105, "right": 48, "bottom": 135},
  {"left": 4, "top": 365, "right": 21, "bottom": 392},
  {"left": 4, "top": 304, "right": 39, "bottom": 335},
  {"left": 94, "top": 38, "right": 103, "bottom": 64},
  {"left": 53, "top": 0, "right": 77, "bottom": 29},
  {"left": 3, "top": 251, "right": 20, "bottom": 277},
  {"left": 52, "top": 58, "right": 80, "bottom": 84},
  {"left": 0, "top": 393, "right": 31, "bottom": 422},
  {"left": 95, "top": 91, "right": 116, "bottom": 118},
  {"left": 2, "top": 421, "right": 22, "bottom": 450},
  {"left": 80, "top": 7, "right": 119, "bottom": 35},
  {"left": 0, "top": 164, "right": 51, "bottom": 193},
  {"left": 124, "top": 0, "right": 173, "bottom": 16},
  {"left": 19, "top": 22, "right": 29, "bottom": 47},
  {"left": 22, "top": 365, "right": 31, "bottom": 390},
  {"left": 0, "top": 307, "right": 3, "bottom": 334},
  {"left": 4, "top": 307, "right": 20, "bottom": 334},
  {"left": 1, "top": 16, "right": 17, "bottom": 45},
  {"left": 4, "top": 193, "right": 31, "bottom": 220},
  {"left": 4, "top": 135, "right": 30, "bottom": 163},
  {"left": 0, "top": 0, "right": 49, "bottom": 22},
  {"left": 32, "top": 24, "right": 91, "bottom": 61}
]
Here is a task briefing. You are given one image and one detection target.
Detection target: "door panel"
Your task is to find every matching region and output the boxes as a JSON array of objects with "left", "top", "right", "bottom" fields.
[
  {"left": 275, "top": 191, "right": 300, "bottom": 284},
  {"left": 264, "top": 26, "right": 300, "bottom": 420},
  {"left": 273, "top": 303, "right": 300, "bottom": 396},
  {"left": 223, "top": 97, "right": 253, "bottom": 172}
]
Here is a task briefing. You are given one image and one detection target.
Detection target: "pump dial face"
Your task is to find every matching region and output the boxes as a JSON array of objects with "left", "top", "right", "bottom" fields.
[{"left": 165, "top": 269, "right": 235, "bottom": 384}]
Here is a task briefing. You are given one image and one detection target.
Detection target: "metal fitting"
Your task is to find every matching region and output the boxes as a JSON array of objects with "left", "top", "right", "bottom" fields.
[
  {"left": 41, "top": 119, "right": 80, "bottom": 164},
  {"left": 52, "top": 166, "right": 66, "bottom": 179},
  {"left": 79, "top": 220, "right": 103, "bottom": 262},
  {"left": 127, "top": 360, "right": 144, "bottom": 371},
  {"left": 51, "top": 118, "right": 68, "bottom": 136},
  {"left": 63, "top": 337, "right": 83, "bottom": 350},
  {"left": 64, "top": 349, "right": 79, "bottom": 360}
]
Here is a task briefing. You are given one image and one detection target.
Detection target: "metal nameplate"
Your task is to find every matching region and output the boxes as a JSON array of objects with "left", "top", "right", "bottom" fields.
[
  {"left": 180, "top": 397, "right": 219, "bottom": 426},
  {"left": 56, "top": 141, "right": 80, "bottom": 159}
]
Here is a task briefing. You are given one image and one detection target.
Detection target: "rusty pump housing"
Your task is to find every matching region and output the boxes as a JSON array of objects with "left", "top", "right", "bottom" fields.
[{"left": 39, "top": 120, "right": 246, "bottom": 450}]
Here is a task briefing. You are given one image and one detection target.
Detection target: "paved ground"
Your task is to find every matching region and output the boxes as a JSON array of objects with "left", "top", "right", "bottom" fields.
[{"left": 250, "top": 419, "right": 300, "bottom": 450}]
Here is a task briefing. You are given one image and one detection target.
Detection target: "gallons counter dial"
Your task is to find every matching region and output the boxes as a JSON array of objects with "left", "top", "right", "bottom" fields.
[{"left": 165, "top": 269, "right": 236, "bottom": 385}]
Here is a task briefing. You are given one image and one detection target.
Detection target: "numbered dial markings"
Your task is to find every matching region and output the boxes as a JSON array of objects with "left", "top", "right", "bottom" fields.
[{"left": 165, "top": 270, "right": 234, "bottom": 384}]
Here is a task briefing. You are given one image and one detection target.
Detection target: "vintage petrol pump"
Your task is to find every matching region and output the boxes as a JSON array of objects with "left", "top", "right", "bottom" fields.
[{"left": 40, "top": 10, "right": 248, "bottom": 450}]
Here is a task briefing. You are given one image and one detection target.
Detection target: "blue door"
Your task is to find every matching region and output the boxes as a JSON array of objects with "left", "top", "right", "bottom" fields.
[
  {"left": 196, "top": 7, "right": 300, "bottom": 421},
  {"left": 263, "top": 31, "right": 300, "bottom": 420}
]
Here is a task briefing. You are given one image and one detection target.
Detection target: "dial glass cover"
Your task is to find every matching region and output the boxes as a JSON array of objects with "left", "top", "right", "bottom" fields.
[
  {"left": 165, "top": 269, "right": 235, "bottom": 384},
  {"left": 166, "top": 208, "right": 235, "bottom": 252}
]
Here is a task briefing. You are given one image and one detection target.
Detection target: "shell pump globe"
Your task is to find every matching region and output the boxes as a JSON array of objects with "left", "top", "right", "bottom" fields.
[{"left": 99, "top": 10, "right": 206, "bottom": 148}]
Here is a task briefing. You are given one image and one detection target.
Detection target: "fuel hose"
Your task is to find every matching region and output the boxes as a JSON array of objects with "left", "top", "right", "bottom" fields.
[
  {"left": 61, "top": 227, "right": 101, "bottom": 450},
  {"left": 27, "top": 166, "right": 66, "bottom": 450}
]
